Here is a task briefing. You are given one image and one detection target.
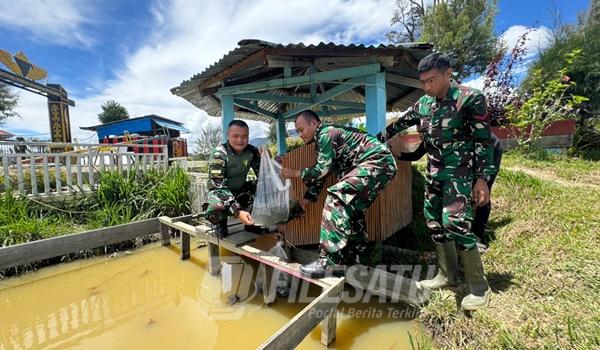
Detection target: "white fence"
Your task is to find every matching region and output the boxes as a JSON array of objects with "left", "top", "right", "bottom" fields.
[{"left": 1, "top": 141, "right": 168, "bottom": 197}]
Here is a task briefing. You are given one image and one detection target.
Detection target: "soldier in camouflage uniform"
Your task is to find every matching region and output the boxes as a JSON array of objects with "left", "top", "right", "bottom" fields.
[
  {"left": 202, "top": 120, "right": 264, "bottom": 238},
  {"left": 378, "top": 53, "right": 495, "bottom": 310},
  {"left": 281, "top": 110, "right": 397, "bottom": 278}
]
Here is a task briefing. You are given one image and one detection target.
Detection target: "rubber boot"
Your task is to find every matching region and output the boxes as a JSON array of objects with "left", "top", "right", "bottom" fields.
[
  {"left": 214, "top": 219, "right": 228, "bottom": 239},
  {"left": 419, "top": 241, "right": 459, "bottom": 290},
  {"left": 460, "top": 248, "right": 491, "bottom": 310}
]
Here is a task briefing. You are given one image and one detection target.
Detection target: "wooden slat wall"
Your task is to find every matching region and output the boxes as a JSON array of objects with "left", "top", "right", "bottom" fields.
[{"left": 278, "top": 134, "right": 414, "bottom": 246}]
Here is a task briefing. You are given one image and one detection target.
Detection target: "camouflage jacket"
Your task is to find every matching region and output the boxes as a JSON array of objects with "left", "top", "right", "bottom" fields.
[
  {"left": 207, "top": 142, "right": 260, "bottom": 194},
  {"left": 379, "top": 82, "right": 496, "bottom": 180},
  {"left": 301, "top": 123, "right": 396, "bottom": 202}
]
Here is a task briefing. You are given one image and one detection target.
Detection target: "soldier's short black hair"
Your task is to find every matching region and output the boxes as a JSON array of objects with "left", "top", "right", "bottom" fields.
[
  {"left": 417, "top": 53, "right": 451, "bottom": 74},
  {"left": 228, "top": 119, "right": 249, "bottom": 130},
  {"left": 295, "top": 110, "right": 321, "bottom": 123}
]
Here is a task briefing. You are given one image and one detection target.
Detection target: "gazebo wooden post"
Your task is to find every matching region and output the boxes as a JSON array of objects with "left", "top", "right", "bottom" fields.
[
  {"left": 221, "top": 94, "right": 234, "bottom": 141},
  {"left": 365, "top": 71, "right": 387, "bottom": 134}
]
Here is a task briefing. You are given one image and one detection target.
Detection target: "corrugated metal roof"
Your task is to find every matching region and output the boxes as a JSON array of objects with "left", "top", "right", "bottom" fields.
[
  {"left": 80, "top": 114, "right": 190, "bottom": 138},
  {"left": 172, "top": 39, "right": 432, "bottom": 123}
]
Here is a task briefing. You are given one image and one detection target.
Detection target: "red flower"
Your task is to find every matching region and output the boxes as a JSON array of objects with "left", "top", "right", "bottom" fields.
[{"left": 561, "top": 75, "right": 571, "bottom": 83}]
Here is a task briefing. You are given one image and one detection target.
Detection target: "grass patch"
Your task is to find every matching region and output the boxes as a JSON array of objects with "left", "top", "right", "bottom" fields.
[
  {"left": 502, "top": 150, "right": 600, "bottom": 184},
  {"left": 418, "top": 156, "right": 600, "bottom": 349},
  {"left": 0, "top": 166, "right": 191, "bottom": 246}
]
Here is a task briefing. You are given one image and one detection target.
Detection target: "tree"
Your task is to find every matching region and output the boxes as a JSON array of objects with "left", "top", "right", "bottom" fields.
[
  {"left": 521, "top": 0, "right": 600, "bottom": 156},
  {"left": 387, "top": 0, "right": 499, "bottom": 79},
  {"left": 524, "top": 0, "right": 600, "bottom": 117},
  {"left": 386, "top": 0, "right": 426, "bottom": 43},
  {"left": 507, "top": 49, "right": 588, "bottom": 148},
  {"left": 98, "top": 100, "right": 129, "bottom": 124},
  {"left": 420, "top": 0, "right": 498, "bottom": 78},
  {"left": 482, "top": 29, "right": 531, "bottom": 125},
  {"left": 0, "top": 83, "right": 19, "bottom": 126},
  {"left": 194, "top": 124, "right": 222, "bottom": 160}
]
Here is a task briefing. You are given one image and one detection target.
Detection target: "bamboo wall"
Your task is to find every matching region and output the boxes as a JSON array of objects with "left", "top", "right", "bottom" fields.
[{"left": 278, "top": 134, "right": 414, "bottom": 246}]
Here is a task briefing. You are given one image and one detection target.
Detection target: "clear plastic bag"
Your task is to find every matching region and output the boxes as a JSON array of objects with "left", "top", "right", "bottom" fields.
[
  {"left": 251, "top": 149, "right": 291, "bottom": 226},
  {"left": 254, "top": 240, "right": 291, "bottom": 297}
]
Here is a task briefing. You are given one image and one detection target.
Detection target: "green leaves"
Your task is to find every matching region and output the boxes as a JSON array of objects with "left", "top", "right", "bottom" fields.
[
  {"left": 508, "top": 49, "right": 588, "bottom": 148},
  {"left": 97, "top": 100, "right": 129, "bottom": 124},
  {"left": 420, "top": 0, "right": 498, "bottom": 78}
]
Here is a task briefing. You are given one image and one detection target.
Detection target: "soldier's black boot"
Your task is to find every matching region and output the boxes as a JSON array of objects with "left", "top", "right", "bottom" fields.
[
  {"left": 215, "top": 219, "right": 228, "bottom": 239},
  {"left": 300, "top": 251, "right": 345, "bottom": 278}
]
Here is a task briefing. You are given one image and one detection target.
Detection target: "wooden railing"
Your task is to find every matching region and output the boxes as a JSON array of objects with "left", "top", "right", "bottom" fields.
[{"left": 0, "top": 141, "right": 168, "bottom": 197}]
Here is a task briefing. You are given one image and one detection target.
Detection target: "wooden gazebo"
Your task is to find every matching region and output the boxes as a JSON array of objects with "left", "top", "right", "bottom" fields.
[{"left": 172, "top": 39, "right": 431, "bottom": 245}]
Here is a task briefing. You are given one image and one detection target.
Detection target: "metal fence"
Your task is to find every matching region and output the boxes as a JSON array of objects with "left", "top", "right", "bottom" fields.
[{"left": 1, "top": 141, "right": 168, "bottom": 197}]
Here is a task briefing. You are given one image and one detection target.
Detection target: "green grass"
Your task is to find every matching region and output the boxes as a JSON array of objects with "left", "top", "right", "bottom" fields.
[
  {"left": 0, "top": 166, "right": 191, "bottom": 247},
  {"left": 417, "top": 154, "right": 600, "bottom": 349},
  {"left": 502, "top": 150, "right": 600, "bottom": 184}
]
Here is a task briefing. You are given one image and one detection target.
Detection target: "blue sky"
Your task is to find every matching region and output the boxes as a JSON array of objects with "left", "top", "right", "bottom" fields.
[{"left": 0, "top": 0, "right": 591, "bottom": 141}]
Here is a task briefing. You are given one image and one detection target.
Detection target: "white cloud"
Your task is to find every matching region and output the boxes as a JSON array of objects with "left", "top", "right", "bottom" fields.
[
  {"left": 500, "top": 25, "right": 553, "bottom": 60},
  {"left": 0, "top": 0, "right": 95, "bottom": 47},
  {"left": 10, "top": 0, "right": 398, "bottom": 145},
  {"left": 464, "top": 25, "right": 554, "bottom": 92}
]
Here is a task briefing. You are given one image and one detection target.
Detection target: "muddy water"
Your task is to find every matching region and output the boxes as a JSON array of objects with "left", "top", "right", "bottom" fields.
[{"left": 0, "top": 242, "right": 421, "bottom": 349}]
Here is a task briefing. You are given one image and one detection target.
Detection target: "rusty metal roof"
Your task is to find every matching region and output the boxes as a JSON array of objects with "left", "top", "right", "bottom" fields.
[{"left": 172, "top": 39, "right": 432, "bottom": 123}]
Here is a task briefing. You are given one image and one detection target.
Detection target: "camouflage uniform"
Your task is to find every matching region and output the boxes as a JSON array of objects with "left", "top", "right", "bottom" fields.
[
  {"left": 379, "top": 82, "right": 496, "bottom": 249},
  {"left": 301, "top": 123, "right": 397, "bottom": 265},
  {"left": 202, "top": 142, "right": 260, "bottom": 224}
]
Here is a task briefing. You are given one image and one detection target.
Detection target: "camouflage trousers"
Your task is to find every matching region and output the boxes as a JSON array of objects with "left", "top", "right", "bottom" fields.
[
  {"left": 424, "top": 176, "right": 477, "bottom": 250},
  {"left": 320, "top": 157, "right": 397, "bottom": 265},
  {"left": 202, "top": 181, "right": 256, "bottom": 224}
]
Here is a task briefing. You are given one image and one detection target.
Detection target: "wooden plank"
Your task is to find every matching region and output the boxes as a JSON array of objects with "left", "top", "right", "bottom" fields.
[
  {"left": 76, "top": 155, "right": 83, "bottom": 188},
  {"left": 181, "top": 232, "right": 190, "bottom": 260},
  {"left": 258, "top": 277, "right": 344, "bottom": 350},
  {"left": 42, "top": 155, "right": 49, "bottom": 194},
  {"left": 217, "top": 63, "right": 380, "bottom": 96},
  {"left": 291, "top": 248, "right": 428, "bottom": 306},
  {"left": 221, "top": 231, "right": 258, "bottom": 247},
  {"left": 197, "top": 49, "right": 267, "bottom": 90},
  {"left": 108, "top": 154, "right": 115, "bottom": 172},
  {"left": 321, "top": 305, "right": 338, "bottom": 346},
  {"left": 386, "top": 74, "right": 423, "bottom": 89},
  {"left": 65, "top": 155, "right": 72, "bottom": 188},
  {"left": 0, "top": 218, "right": 159, "bottom": 270},
  {"left": 30, "top": 155, "right": 37, "bottom": 196},
  {"left": 16, "top": 156, "right": 24, "bottom": 193},
  {"left": 160, "top": 223, "right": 170, "bottom": 246},
  {"left": 99, "top": 153, "right": 105, "bottom": 172},
  {"left": 88, "top": 149, "right": 94, "bottom": 186},
  {"left": 261, "top": 264, "right": 277, "bottom": 305},
  {"left": 54, "top": 155, "right": 61, "bottom": 193},
  {"left": 2, "top": 156, "right": 10, "bottom": 190},
  {"left": 207, "top": 242, "right": 220, "bottom": 276}
]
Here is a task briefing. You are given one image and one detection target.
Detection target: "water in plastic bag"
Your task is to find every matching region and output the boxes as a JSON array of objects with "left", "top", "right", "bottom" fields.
[{"left": 251, "top": 149, "right": 291, "bottom": 226}]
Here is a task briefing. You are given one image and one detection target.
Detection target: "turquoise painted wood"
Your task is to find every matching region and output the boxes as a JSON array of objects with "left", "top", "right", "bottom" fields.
[
  {"left": 221, "top": 95, "right": 235, "bottom": 141},
  {"left": 365, "top": 72, "right": 386, "bottom": 134},
  {"left": 280, "top": 76, "right": 365, "bottom": 120},
  {"left": 216, "top": 63, "right": 380, "bottom": 96},
  {"left": 233, "top": 93, "right": 364, "bottom": 109},
  {"left": 318, "top": 108, "right": 364, "bottom": 117},
  {"left": 276, "top": 118, "right": 287, "bottom": 155}
]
